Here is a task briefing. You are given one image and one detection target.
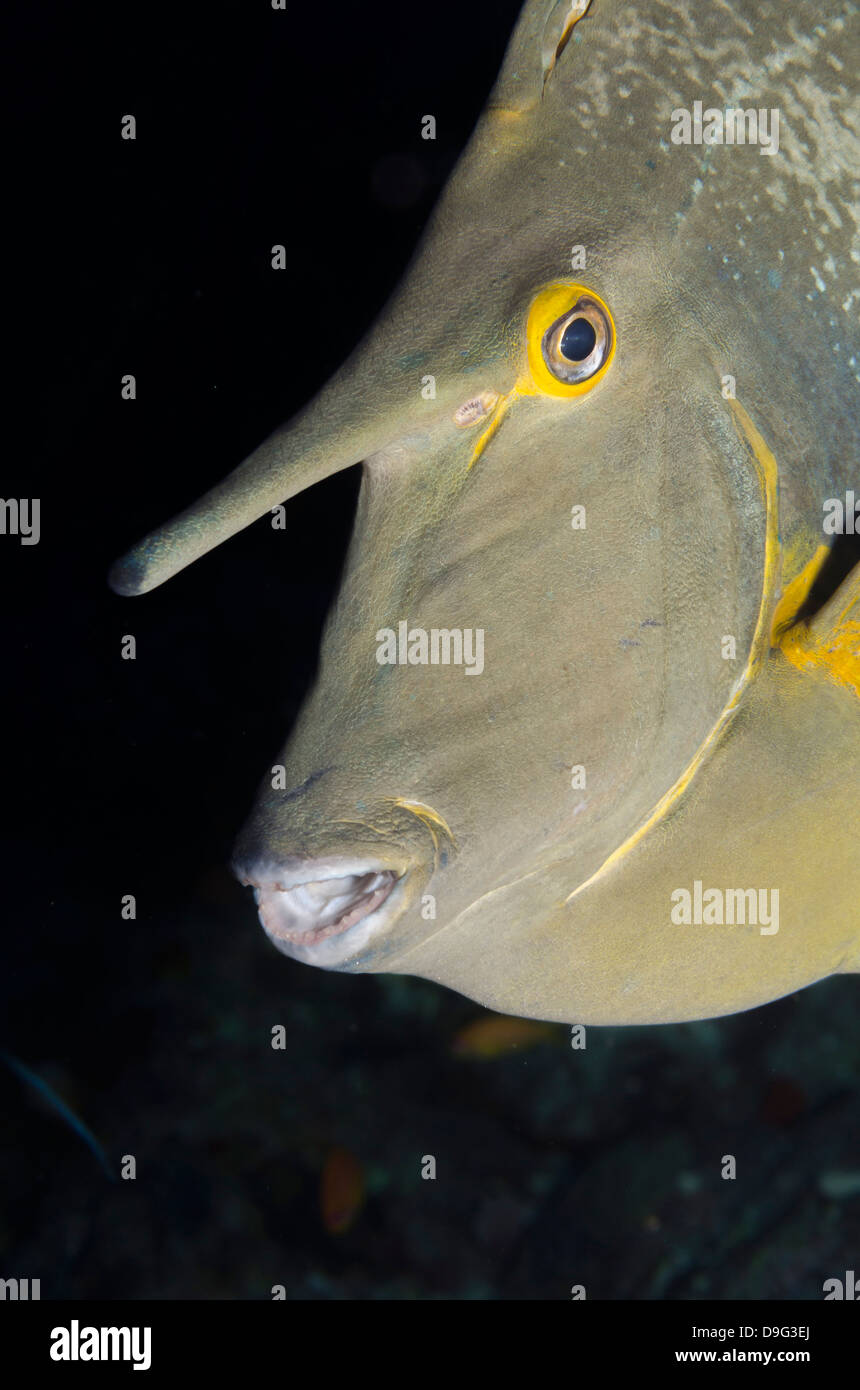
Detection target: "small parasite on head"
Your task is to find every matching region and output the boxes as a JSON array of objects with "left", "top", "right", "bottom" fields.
[{"left": 453, "top": 391, "right": 500, "bottom": 427}]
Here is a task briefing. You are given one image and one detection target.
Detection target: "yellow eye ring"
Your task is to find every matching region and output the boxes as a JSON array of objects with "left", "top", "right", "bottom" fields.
[
  {"left": 525, "top": 281, "right": 616, "bottom": 398},
  {"left": 468, "top": 282, "right": 617, "bottom": 468}
]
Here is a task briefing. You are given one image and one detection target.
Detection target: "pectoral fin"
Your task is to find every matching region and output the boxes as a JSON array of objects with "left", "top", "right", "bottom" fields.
[{"left": 777, "top": 560, "right": 860, "bottom": 701}]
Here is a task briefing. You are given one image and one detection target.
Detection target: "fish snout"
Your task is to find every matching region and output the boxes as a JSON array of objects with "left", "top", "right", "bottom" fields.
[
  {"left": 232, "top": 853, "right": 414, "bottom": 968},
  {"left": 232, "top": 777, "right": 452, "bottom": 967}
]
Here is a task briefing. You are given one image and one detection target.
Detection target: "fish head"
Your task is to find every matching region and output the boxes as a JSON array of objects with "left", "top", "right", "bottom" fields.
[{"left": 111, "top": 0, "right": 782, "bottom": 996}]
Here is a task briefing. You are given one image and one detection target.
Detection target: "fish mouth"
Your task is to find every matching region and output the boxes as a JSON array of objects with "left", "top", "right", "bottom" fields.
[{"left": 237, "top": 858, "right": 408, "bottom": 967}]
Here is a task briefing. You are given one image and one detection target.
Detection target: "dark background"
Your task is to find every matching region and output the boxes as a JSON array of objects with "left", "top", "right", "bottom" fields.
[{"left": 2, "top": 0, "right": 858, "bottom": 1300}]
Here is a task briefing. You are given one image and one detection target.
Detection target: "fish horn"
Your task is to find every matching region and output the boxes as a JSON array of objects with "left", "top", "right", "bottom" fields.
[{"left": 109, "top": 371, "right": 382, "bottom": 596}]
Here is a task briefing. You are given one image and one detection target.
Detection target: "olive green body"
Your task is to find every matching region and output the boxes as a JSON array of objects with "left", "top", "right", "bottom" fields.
[{"left": 112, "top": 0, "right": 860, "bottom": 1022}]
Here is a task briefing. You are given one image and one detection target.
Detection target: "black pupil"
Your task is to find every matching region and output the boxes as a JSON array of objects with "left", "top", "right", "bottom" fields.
[{"left": 559, "top": 317, "right": 596, "bottom": 361}]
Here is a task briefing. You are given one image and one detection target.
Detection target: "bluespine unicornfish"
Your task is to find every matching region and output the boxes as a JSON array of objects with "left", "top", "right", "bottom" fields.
[{"left": 111, "top": 0, "right": 859, "bottom": 1024}]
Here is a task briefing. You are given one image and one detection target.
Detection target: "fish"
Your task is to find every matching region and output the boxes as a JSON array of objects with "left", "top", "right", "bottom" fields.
[
  {"left": 1, "top": 1051, "right": 115, "bottom": 1180},
  {"left": 320, "top": 1146, "right": 365, "bottom": 1235},
  {"left": 451, "top": 1014, "right": 556, "bottom": 1059},
  {"left": 109, "top": 0, "right": 859, "bottom": 1025}
]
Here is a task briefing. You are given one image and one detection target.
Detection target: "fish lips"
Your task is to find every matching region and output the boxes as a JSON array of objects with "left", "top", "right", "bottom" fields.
[{"left": 234, "top": 854, "right": 416, "bottom": 968}]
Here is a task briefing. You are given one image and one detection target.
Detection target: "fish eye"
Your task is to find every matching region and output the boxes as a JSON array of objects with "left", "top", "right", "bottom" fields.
[
  {"left": 525, "top": 282, "right": 616, "bottom": 398},
  {"left": 541, "top": 296, "right": 612, "bottom": 384}
]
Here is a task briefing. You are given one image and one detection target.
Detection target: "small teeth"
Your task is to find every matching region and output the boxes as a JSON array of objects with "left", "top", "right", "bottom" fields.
[{"left": 253, "top": 869, "right": 398, "bottom": 945}]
